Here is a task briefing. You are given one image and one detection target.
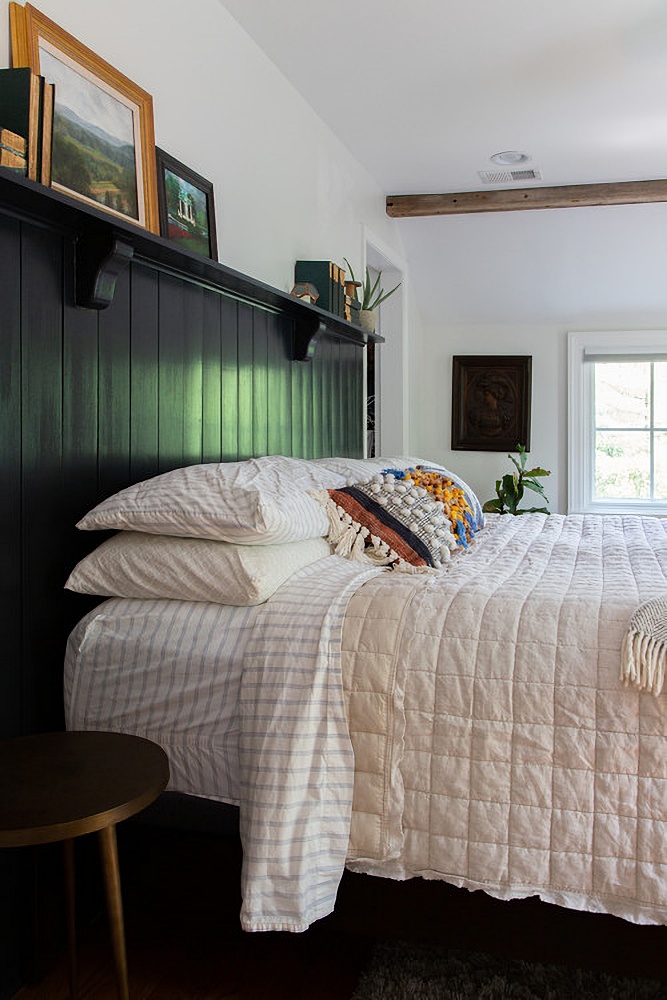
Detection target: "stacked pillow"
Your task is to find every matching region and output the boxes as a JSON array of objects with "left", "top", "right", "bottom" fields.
[
  {"left": 67, "top": 456, "right": 345, "bottom": 606},
  {"left": 66, "top": 455, "right": 484, "bottom": 604},
  {"left": 74, "top": 456, "right": 344, "bottom": 544},
  {"left": 65, "top": 532, "right": 334, "bottom": 606}
]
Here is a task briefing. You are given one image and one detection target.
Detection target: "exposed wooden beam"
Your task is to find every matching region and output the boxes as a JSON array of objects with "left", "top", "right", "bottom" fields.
[{"left": 386, "top": 179, "right": 667, "bottom": 217}]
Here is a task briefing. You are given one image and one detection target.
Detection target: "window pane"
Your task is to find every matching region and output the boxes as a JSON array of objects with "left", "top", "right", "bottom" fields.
[
  {"left": 654, "top": 432, "right": 667, "bottom": 499},
  {"left": 594, "top": 363, "right": 650, "bottom": 429},
  {"left": 595, "top": 430, "right": 650, "bottom": 499},
  {"left": 654, "top": 363, "right": 667, "bottom": 429}
]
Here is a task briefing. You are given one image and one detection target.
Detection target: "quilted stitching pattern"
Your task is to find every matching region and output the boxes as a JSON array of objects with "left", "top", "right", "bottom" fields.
[
  {"left": 342, "top": 573, "right": 421, "bottom": 861},
  {"left": 342, "top": 513, "right": 667, "bottom": 924}
]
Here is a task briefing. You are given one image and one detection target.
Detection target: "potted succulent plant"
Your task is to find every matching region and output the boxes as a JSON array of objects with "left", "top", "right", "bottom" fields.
[{"left": 344, "top": 258, "right": 401, "bottom": 333}]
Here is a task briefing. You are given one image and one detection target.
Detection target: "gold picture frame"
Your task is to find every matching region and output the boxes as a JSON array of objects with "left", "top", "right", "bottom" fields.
[{"left": 10, "top": 2, "right": 159, "bottom": 232}]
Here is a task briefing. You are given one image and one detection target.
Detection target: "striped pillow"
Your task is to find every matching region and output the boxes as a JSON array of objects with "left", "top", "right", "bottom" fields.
[{"left": 75, "top": 456, "right": 349, "bottom": 544}]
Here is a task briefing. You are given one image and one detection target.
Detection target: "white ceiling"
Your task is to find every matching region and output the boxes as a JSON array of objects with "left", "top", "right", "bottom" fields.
[
  {"left": 219, "top": 0, "right": 667, "bottom": 193},
  {"left": 218, "top": 0, "right": 667, "bottom": 324}
]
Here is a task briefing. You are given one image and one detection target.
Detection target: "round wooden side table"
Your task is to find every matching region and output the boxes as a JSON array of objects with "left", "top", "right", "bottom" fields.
[{"left": 0, "top": 730, "right": 169, "bottom": 1000}]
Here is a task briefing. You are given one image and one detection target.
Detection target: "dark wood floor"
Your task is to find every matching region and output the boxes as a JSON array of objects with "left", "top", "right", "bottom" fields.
[
  {"left": 14, "top": 828, "right": 373, "bottom": 1000},
  {"left": 15, "top": 916, "right": 370, "bottom": 1000},
  {"left": 14, "top": 823, "right": 667, "bottom": 998}
]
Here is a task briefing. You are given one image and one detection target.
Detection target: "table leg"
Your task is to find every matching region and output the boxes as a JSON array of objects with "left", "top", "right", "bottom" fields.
[
  {"left": 62, "top": 839, "right": 78, "bottom": 1000},
  {"left": 97, "top": 824, "right": 130, "bottom": 1000}
]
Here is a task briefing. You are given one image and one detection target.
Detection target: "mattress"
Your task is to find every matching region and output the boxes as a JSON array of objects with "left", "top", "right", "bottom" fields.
[{"left": 65, "top": 512, "right": 667, "bottom": 931}]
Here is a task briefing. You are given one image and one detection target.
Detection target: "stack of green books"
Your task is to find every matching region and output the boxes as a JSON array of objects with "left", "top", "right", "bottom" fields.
[{"left": 294, "top": 260, "right": 348, "bottom": 317}]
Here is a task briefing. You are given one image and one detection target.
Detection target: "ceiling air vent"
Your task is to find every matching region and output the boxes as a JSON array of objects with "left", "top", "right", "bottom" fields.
[
  {"left": 510, "top": 168, "right": 542, "bottom": 181},
  {"left": 478, "top": 168, "right": 542, "bottom": 184}
]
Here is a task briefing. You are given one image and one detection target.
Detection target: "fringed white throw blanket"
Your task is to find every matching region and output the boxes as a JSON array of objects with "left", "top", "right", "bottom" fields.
[{"left": 621, "top": 597, "right": 667, "bottom": 696}]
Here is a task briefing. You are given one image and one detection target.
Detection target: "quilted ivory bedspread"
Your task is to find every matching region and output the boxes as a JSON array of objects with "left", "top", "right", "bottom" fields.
[
  {"left": 65, "top": 511, "right": 667, "bottom": 930},
  {"left": 340, "top": 512, "right": 667, "bottom": 926}
]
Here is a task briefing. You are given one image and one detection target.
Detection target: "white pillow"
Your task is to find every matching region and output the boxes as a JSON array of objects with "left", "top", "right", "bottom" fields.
[
  {"left": 65, "top": 532, "right": 332, "bottom": 606},
  {"left": 76, "top": 456, "right": 349, "bottom": 544}
]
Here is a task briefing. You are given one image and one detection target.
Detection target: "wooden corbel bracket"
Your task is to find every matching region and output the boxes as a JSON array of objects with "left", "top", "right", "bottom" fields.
[
  {"left": 293, "top": 317, "right": 328, "bottom": 362},
  {"left": 75, "top": 232, "right": 134, "bottom": 309}
]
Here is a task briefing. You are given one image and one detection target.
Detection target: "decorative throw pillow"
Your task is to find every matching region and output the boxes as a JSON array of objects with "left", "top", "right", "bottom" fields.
[
  {"left": 311, "top": 455, "right": 484, "bottom": 528},
  {"left": 313, "top": 470, "right": 479, "bottom": 572},
  {"left": 384, "top": 466, "right": 482, "bottom": 548}
]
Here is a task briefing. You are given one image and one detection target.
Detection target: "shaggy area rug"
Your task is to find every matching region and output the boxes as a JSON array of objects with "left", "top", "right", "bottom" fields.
[{"left": 351, "top": 939, "right": 667, "bottom": 999}]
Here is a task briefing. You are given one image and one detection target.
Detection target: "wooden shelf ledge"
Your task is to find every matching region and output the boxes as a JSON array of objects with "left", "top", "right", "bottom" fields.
[{"left": 0, "top": 167, "right": 383, "bottom": 361}]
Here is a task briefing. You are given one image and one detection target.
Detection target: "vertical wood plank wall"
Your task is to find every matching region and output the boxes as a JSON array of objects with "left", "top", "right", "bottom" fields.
[{"left": 0, "top": 205, "right": 364, "bottom": 999}]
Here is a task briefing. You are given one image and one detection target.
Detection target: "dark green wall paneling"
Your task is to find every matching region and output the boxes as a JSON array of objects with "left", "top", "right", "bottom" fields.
[
  {"left": 201, "top": 289, "right": 224, "bottom": 463},
  {"left": 0, "top": 215, "right": 22, "bottom": 742},
  {"left": 0, "top": 224, "right": 365, "bottom": 733},
  {"left": 220, "top": 295, "right": 241, "bottom": 460},
  {"left": 129, "top": 267, "right": 160, "bottom": 484},
  {"left": 20, "top": 225, "right": 65, "bottom": 736},
  {"left": 0, "top": 194, "right": 364, "bottom": 999}
]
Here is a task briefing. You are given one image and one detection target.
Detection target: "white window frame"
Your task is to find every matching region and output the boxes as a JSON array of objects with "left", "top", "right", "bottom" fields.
[{"left": 568, "top": 330, "right": 667, "bottom": 515}]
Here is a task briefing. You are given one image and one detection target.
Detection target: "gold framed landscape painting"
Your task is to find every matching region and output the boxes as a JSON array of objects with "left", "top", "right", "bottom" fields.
[{"left": 9, "top": 2, "right": 159, "bottom": 232}]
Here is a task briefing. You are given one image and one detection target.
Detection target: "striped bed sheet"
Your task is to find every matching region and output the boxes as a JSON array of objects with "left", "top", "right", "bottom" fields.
[{"left": 65, "top": 556, "right": 382, "bottom": 932}]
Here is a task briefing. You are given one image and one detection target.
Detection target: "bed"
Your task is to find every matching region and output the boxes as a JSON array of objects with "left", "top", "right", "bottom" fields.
[
  {"left": 12, "top": 168, "right": 664, "bottom": 987},
  {"left": 62, "top": 452, "right": 667, "bottom": 936}
]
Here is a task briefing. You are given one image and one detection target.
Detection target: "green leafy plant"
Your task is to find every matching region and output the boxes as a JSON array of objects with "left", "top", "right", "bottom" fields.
[
  {"left": 482, "top": 444, "right": 551, "bottom": 515},
  {"left": 344, "top": 258, "right": 401, "bottom": 311}
]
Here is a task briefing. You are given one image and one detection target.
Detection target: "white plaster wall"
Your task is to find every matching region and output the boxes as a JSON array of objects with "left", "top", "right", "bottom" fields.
[
  {"left": 0, "top": 0, "right": 412, "bottom": 307},
  {"left": 407, "top": 203, "right": 667, "bottom": 513},
  {"left": 412, "top": 323, "right": 566, "bottom": 514}
]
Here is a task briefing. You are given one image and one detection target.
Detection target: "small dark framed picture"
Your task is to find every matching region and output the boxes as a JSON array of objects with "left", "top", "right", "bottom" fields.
[
  {"left": 451, "top": 355, "right": 532, "bottom": 452},
  {"left": 155, "top": 147, "right": 218, "bottom": 259}
]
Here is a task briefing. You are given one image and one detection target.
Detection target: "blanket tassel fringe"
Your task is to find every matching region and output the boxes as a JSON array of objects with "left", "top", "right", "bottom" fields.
[
  {"left": 316, "top": 492, "right": 432, "bottom": 575},
  {"left": 620, "top": 630, "right": 666, "bottom": 697}
]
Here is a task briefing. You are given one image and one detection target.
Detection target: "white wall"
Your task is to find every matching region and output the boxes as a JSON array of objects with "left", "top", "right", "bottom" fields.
[
  {"left": 0, "top": 0, "right": 418, "bottom": 360},
  {"left": 412, "top": 322, "right": 566, "bottom": 513},
  {"left": 405, "top": 203, "right": 667, "bottom": 513}
]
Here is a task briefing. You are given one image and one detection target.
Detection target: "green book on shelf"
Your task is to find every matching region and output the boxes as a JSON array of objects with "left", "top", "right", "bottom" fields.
[
  {"left": 294, "top": 260, "right": 336, "bottom": 314},
  {"left": 0, "top": 67, "right": 42, "bottom": 181}
]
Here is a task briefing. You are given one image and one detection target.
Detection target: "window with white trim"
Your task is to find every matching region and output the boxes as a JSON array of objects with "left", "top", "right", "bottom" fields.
[{"left": 568, "top": 331, "right": 667, "bottom": 515}]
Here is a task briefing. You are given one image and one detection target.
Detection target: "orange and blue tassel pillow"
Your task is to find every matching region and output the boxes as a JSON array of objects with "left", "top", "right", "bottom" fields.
[{"left": 312, "top": 467, "right": 482, "bottom": 572}]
